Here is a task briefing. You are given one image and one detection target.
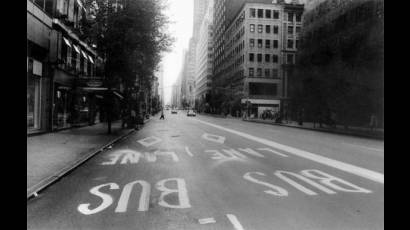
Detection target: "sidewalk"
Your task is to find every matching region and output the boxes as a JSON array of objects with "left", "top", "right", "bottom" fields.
[
  {"left": 27, "top": 121, "right": 137, "bottom": 198},
  {"left": 245, "top": 119, "right": 384, "bottom": 139}
]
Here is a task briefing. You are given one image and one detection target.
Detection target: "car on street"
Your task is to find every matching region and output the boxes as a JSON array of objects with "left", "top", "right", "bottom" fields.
[
  {"left": 171, "top": 110, "right": 177, "bottom": 114},
  {"left": 187, "top": 110, "right": 196, "bottom": 117}
]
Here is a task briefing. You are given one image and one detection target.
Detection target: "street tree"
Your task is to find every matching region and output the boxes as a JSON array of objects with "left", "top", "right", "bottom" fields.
[{"left": 82, "top": 0, "right": 173, "bottom": 133}]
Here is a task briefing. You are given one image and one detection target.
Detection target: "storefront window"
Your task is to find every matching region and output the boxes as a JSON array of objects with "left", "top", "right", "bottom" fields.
[
  {"left": 53, "top": 85, "right": 72, "bottom": 129},
  {"left": 27, "top": 58, "right": 41, "bottom": 130}
]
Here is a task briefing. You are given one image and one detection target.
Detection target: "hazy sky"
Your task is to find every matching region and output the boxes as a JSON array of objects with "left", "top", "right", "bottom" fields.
[{"left": 162, "top": 0, "right": 193, "bottom": 105}]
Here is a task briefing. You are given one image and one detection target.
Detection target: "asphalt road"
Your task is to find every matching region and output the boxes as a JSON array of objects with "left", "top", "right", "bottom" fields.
[{"left": 27, "top": 111, "right": 384, "bottom": 230}]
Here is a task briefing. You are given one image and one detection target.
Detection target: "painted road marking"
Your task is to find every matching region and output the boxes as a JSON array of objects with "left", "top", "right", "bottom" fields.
[
  {"left": 196, "top": 119, "right": 384, "bottom": 184},
  {"left": 243, "top": 169, "right": 372, "bottom": 197},
  {"left": 226, "top": 214, "right": 245, "bottom": 230},
  {"left": 238, "top": 148, "right": 265, "bottom": 158},
  {"left": 257, "top": 147, "right": 288, "bottom": 157},
  {"left": 78, "top": 178, "right": 191, "bottom": 215},
  {"left": 137, "top": 136, "right": 162, "bottom": 147},
  {"left": 198, "top": 218, "right": 216, "bottom": 224},
  {"left": 185, "top": 146, "right": 194, "bottom": 157},
  {"left": 101, "top": 150, "right": 179, "bottom": 165},
  {"left": 202, "top": 133, "right": 226, "bottom": 144}
]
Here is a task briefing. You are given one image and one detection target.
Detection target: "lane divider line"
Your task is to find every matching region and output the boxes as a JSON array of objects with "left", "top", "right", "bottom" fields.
[
  {"left": 196, "top": 119, "right": 384, "bottom": 184},
  {"left": 226, "top": 214, "right": 245, "bottom": 230},
  {"left": 185, "top": 146, "right": 194, "bottom": 157},
  {"left": 198, "top": 218, "right": 216, "bottom": 224}
]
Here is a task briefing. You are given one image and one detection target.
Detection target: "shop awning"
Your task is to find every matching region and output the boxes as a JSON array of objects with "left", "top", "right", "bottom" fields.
[
  {"left": 73, "top": 45, "right": 80, "bottom": 53},
  {"left": 63, "top": 37, "right": 72, "bottom": 47},
  {"left": 81, "top": 50, "right": 88, "bottom": 59},
  {"left": 88, "top": 55, "right": 94, "bottom": 64}
]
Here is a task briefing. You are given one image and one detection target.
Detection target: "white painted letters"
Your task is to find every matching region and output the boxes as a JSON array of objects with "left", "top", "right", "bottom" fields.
[
  {"left": 77, "top": 183, "right": 119, "bottom": 215},
  {"left": 275, "top": 170, "right": 336, "bottom": 195},
  {"left": 301, "top": 169, "right": 372, "bottom": 194},
  {"left": 156, "top": 178, "right": 191, "bottom": 209},
  {"left": 243, "top": 172, "right": 288, "bottom": 196},
  {"left": 115, "top": 180, "right": 151, "bottom": 212}
]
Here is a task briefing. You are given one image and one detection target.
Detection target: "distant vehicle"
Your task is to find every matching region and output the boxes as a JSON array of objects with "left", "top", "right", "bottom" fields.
[
  {"left": 187, "top": 110, "right": 196, "bottom": 117},
  {"left": 171, "top": 110, "right": 177, "bottom": 114}
]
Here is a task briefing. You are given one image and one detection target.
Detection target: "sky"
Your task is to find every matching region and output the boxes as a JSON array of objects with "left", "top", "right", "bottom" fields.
[{"left": 162, "top": 0, "right": 193, "bottom": 105}]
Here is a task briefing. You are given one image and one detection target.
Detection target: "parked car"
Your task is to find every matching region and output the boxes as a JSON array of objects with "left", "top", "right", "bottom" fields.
[
  {"left": 187, "top": 110, "right": 196, "bottom": 117},
  {"left": 171, "top": 110, "right": 177, "bottom": 114}
]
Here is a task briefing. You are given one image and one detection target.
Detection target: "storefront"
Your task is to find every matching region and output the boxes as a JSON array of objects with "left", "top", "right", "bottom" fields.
[
  {"left": 241, "top": 99, "right": 281, "bottom": 118},
  {"left": 27, "top": 55, "right": 50, "bottom": 134}
]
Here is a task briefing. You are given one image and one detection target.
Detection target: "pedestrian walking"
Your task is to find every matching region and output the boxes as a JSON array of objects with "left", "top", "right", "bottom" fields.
[{"left": 160, "top": 110, "right": 165, "bottom": 120}]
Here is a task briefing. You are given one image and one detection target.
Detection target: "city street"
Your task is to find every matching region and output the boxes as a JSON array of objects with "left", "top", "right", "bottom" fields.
[{"left": 27, "top": 111, "right": 384, "bottom": 230}]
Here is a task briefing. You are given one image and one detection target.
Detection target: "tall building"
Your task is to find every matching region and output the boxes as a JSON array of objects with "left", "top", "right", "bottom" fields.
[
  {"left": 193, "top": 0, "right": 210, "bottom": 38},
  {"left": 194, "top": 0, "right": 214, "bottom": 111},
  {"left": 28, "top": 0, "right": 103, "bottom": 134},
  {"left": 217, "top": 0, "right": 304, "bottom": 117}
]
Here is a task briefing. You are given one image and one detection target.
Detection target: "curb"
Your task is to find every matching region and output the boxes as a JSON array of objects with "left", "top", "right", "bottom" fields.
[
  {"left": 244, "top": 119, "right": 384, "bottom": 140},
  {"left": 27, "top": 128, "right": 136, "bottom": 200}
]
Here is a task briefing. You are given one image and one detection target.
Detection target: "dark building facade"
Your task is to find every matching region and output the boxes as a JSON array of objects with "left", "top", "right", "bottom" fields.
[
  {"left": 27, "top": 0, "right": 104, "bottom": 135},
  {"left": 291, "top": 0, "right": 384, "bottom": 127}
]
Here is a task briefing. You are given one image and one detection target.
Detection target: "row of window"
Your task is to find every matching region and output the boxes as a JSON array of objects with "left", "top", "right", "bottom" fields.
[
  {"left": 250, "top": 8, "right": 280, "bottom": 19},
  {"left": 250, "top": 39, "right": 279, "bottom": 49},
  {"left": 250, "top": 24, "right": 279, "bottom": 34},
  {"left": 249, "top": 68, "right": 279, "bottom": 78},
  {"left": 249, "top": 8, "right": 302, "bottom": 22},
  {"left": 249, "top": 53, "right": 279, "bottom": 63}
]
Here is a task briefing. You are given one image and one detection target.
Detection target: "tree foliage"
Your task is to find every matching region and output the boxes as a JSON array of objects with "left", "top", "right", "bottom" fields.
[{"left": 82, "top": 0, "right": 173, "bottom": 89}]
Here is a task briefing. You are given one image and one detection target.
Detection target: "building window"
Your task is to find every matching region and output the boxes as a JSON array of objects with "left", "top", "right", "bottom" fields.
[
  {"left": 287, "top": 54, "right": 294, "bottom": 64},
  {"left": 273, "top": 40, "right": 279, "bottom": 48},
  {"left": 265, "top": 69, "right": 270, "bottom": 78},
  {"left": 272, "top": 68, "right": 279, "bottom": 78},
  {"left": 288, "top": 12, "right": 294, "bottom": 22},
  {"left": 258, "top": 9, "right": 263, "bottom": 18},
  {"left": 266, "top": 25, "right": 271, "bottom": 33},
  {"left": 273, "top": 10, "right": 279, "bottom": 19},
  {"left": 296, "top": 13, "right": 302, "bottom": 22},
  {"left": 287, "top": 39, "right": 294, "bottom": 49},
  {"left": 258, "top": 25, "right": 263, "bottom": 33},
  {"left": 272, "top": 54, "right": 278, "bottom": 63},
  {"left": 273, "top": 25, "right": 279, "bottom": 34},
  {"left": 296, "top": 26, "right": 301, "bottom": 35},
  {"left": 265, "top": 54, "right": 270, "bottom": 62},
  {"left": 250, "top": 24, "right": 255, "bottom": 33},
  {"left": 266, "top": 9, "right": 271, "bottom": 18},
  {"left": 250, "top": 8, "right": 256, "bottom": 18},
  {"left": 257, "top": 54, "right": 262, "bottom": 63},
  {"left": 288, "top": 26, "right": 294, "bottom": 35},
  {"left": 250, "top": 39, "right": 255, "bottom": 47},
  {"left": 249, "top": 53, "right": 254, "bottom": 62},
  {"left": 296, "top": 40, "right": 299, "bottom": 49},
  {"left": 257, "top": 68, "right": 262, "bottom": 77},
  {"left": 249, "top": 68, "right": 254, "bottom": 77},
  {"left": 265, "top": 40, "right": 270, "bottom": 49}
]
